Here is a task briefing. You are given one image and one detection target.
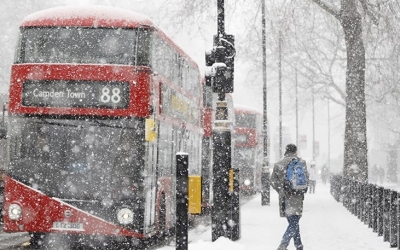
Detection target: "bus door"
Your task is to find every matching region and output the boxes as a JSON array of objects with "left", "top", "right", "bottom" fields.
[{"left": 144, "top": 119, "right": 158, "bottom": 233}]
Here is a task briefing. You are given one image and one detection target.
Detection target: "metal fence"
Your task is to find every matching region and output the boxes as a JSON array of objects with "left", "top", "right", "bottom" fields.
[{"left": 330, "top": 174, "right": 399, "bottom": 248}]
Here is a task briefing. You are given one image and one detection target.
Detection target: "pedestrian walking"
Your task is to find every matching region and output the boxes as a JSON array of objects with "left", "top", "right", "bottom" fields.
[
  {"left": 271, "top": 143, "right": 309, "bottom": 250},
  {"left": 308, "top": 162, "right": 317, "bottom": 193},
  {"left": 321, "top": 164, "right": 329, "bottom": 184}
]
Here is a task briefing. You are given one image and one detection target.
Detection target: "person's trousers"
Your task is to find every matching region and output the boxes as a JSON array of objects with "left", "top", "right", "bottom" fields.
[
  {"left": 280, "top": 215, "right": 303, "bottom": 248},
  {"left": 309, "top": 180, "right": 316, "bottom": 193}
]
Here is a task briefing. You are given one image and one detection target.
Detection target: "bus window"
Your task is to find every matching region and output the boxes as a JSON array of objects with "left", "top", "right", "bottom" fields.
[
  {"left": 0, "top": 121, "right": 6, "bottom": 139},
  {"left": 19, "top": 27, "right": 142, "bottom": 65},
  {"left": 0, "top": 103, "right": 7, "bottom": 139}
]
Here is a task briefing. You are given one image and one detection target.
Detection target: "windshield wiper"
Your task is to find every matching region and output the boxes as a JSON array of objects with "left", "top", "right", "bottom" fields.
[
  {"left": 92, "top": 120, "right": 120, "bottom": 128},
  {"left": 92, "top": 120, "right": 136, "bottom": 130},
  {"left": 36, "top": 117, "right": 79, "bottom": 128}
]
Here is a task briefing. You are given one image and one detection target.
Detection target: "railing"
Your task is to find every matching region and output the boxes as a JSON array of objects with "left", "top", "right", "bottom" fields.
[{"left": 330, "top": 175, "right": 399, "bottom": 248}]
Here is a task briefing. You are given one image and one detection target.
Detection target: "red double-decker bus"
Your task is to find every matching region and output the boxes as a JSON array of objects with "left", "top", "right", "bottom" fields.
[
  {"left": 4, "top": 6, "right": 209, "bottom": 249},
  {"left": 233, "top": 107, "right": 264, "bottom": 195}
]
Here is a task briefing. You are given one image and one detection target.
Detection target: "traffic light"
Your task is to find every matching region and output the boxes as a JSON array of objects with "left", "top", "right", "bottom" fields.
[
  {"left": 205, "top": 49, "right": 215, "bottom": 87},
  {"left": 204, "top": 34, "right": 235, "bottom": 93},
  {"left": 215, "top": 35, "right": 234, "bottom": 93},
  {"left": 212, "top": 62, "right": 227, "bottom": 93}
]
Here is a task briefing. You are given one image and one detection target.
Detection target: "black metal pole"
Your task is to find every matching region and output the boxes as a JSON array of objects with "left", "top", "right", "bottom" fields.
[
  {"left": 295, "top": 68, "right": 298, "bottom": 147},
  {"left": 208, "top": 0, "right": 237, "bottom": 241},
  {"left": 368, "top": 184, "right": 373, "bottom": 228},
  {"left": 227, "top": 168, "right": 240, "bottom": 241},
  {"left": 397, "top": 192, "right": 400, "bottom": 250},
  {"left": 312, "top": 83, "right": 315, "bottom": 162},
  {"left": 373, "top": 185, "right": 378, "bottom": 233},
  {"left": 350, "top": 181, "right": 355, "bottom": 215},
  {"left": 362, "top": 183, "right": 368, "bottom": 223},
  {"left": 390, "top": 190, "right": 398, "bottom": 247},
  {"left": 176, "top": 153, "right": 189, "bottom": 250},
  {"left": 261, "top": 170, "right": 270, "bottom": 206},
  {"left": 212, "top": 101, "right": 231, "bottom": 242},
  {"left": 384, "top": 189, "right": 390, "bottom": 242},
  {"left": 356, "top": 182, "right": 361, "bottom": 219},
  {"left": 217, "top": 0, "right": 225, "bottom": 38},
  {"left": 327, "top": 99, "right": 331, "bottom": 171},
  {"left": 278, "top": 30, "right": 282, "bottom": 159},
  {"left": 378, "top": 186, "right": 384, "bottom": 236},
  {"left": 260, "top": 0, "right": 270, "bottom": 206}
]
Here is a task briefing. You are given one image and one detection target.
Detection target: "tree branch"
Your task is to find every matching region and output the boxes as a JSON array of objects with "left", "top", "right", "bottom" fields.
[
  {"left": 359, "top": 0, "right": 379, "bottom": 25},
  {"left": 310, "top": 0, "right": 341, "bottom": 20}
]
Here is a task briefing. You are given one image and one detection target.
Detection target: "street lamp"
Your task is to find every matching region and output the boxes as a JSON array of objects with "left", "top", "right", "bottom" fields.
[
  {"left": 296, "top": 68, "right": 299, "bottom": 148},
  {"left": 328, "top": 98, "right": 330, "bottom": 169},
  {"left": 278, "top": 30, "right": 283, "bottom": 159},
  {"left": 312, "top": 83, "right": 315, "bottom": 162}
]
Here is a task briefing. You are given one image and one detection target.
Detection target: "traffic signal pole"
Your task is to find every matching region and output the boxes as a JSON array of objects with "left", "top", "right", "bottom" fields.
[
  {"left": 217, "top": 0, "right": 225, "bottom": 37},
  {"left": 205, "top": 0, "right": 239, "bottom": 242},
  {"left": 212, "top": 101, "right": 232, "bottom": 242}
]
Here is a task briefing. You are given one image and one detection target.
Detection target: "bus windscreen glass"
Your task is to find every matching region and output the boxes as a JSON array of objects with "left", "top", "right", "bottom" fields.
[
  {"left": 17, "top": 27, "right": 150, "bottom": 65},
  {"left": 235, "top": 113, "right": 256, "bottom": 128},
  {"left": 8, "top": 117, "right": 144, "bottom": 202}
]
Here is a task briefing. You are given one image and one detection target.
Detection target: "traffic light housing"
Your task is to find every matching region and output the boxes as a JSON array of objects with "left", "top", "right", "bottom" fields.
[
  {"left": 204, "top": 34, "right": 235, "bottom": 93},
  {"left": 212, "top": 62, "right": 227, "bottom": 93}
]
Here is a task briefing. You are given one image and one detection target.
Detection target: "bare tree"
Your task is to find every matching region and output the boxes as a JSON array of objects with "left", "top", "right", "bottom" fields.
[
  {"left": 365, "top": 1, "right": 400, "bottom": 125},
  {"left": 153, "top": 0, "right": 394, "bottom": 182},
  {"left": 310, "top": 0, "right": 379, "bottom": 182},
  {"left": 276, "top": 1, "right": 347, "bottom": 108}
]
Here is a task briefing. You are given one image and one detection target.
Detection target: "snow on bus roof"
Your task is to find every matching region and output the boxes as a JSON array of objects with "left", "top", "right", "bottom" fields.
[
  {"left": 234, "top": 106, "right": 262, "bottom": 115},
  {"left": 21, "top": 5, "right": 153, "bottom": 28},
  {"left": 21, "top": 5, "right": 199, "bottom": 70}
]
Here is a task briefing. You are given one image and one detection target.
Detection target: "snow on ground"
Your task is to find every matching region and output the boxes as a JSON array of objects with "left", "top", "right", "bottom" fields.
[{"left": 159, "top": 182, "right": 392, "bottom": 250}]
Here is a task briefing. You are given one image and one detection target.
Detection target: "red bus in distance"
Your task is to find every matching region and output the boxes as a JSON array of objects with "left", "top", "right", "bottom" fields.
[{"left": 233, "top": 107, "right": 264, "bottom": 195}]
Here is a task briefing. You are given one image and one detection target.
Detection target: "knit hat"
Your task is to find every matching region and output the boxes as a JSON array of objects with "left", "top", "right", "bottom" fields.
[{"left": 284, "top": 144, "right": 297, "bottom": 156}]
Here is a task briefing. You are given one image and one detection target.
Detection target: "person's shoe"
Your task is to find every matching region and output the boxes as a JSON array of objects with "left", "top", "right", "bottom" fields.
[
  {"left": 296, "top": 246, "right": 304, "bottom": 250},
  {"left": 276, "top": 245, "right": 287, "bottom": 250}
]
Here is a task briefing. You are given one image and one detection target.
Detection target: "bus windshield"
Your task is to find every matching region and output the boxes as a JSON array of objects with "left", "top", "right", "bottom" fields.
[
  {"left": 7, "top": 116, "right": 145, "bottom": 203},
  {"left": 17, "top": 27, "right": 150, "bottom": 65},
  {"left": 235, "top": 113, "right": 256, "bottom": 128}
]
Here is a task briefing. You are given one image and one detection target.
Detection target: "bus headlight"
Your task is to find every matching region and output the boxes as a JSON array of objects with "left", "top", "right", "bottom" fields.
[
  {"left": 101, "top": 197, "right": 113, "bottom": 208},
  {"left": 117, "top": 208, "right": 134, "bottom": 225},
  {"left": 235, "top": 134, "right": 247, "bottom": 144},
  {"left": 244, "top": 179, "right": 251, "bottom": 186},
  {"left": 8, "top": 204, "right": 22, "bottom": 220}
]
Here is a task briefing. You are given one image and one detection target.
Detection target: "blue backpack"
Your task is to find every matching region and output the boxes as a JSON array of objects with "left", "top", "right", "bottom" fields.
[{"left": 285, "top": 158, "right": 308, "bottom": 192}]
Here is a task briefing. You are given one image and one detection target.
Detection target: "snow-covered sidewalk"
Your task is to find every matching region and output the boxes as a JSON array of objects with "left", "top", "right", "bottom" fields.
[{"left": 159, "top": 182, "right": 392, "bottom": 250}]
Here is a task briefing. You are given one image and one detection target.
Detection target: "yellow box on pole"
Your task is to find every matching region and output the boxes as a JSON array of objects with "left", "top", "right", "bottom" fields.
[
  {"left": 145, "top": 118, "right": 157, "bottom": 142},
  {"left": 229, "top": 169, "right": 234, "bottom": 192},
  {"left": 188, "top": 175, "right": 202, "bottom": 214}
]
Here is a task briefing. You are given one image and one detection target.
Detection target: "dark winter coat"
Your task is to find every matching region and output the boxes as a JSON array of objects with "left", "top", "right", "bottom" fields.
[{"left": 271, "top": 152, "right": 309, "bottom": 217}]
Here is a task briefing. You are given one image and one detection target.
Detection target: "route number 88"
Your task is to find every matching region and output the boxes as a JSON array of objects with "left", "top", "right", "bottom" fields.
[{"left": 100, "top": 87, "right": 121, "bottom": 103}]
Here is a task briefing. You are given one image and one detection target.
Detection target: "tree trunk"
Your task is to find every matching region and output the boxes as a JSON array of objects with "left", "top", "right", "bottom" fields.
[{"left": 340, "top": 0, "right": 368, "bottom": 182}]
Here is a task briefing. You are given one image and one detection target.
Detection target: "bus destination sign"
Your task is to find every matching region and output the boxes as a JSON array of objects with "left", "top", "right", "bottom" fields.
[{"left": 22, "top": 80, "right": 130, "bottom": 109}]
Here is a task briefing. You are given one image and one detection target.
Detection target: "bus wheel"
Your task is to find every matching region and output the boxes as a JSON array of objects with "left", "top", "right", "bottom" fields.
[
  {"left": 159, "top": 194, "right": 166, "bottom": 235},
  {"left": 29, "top": 233, "right": 47, "bottom": 249}
]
